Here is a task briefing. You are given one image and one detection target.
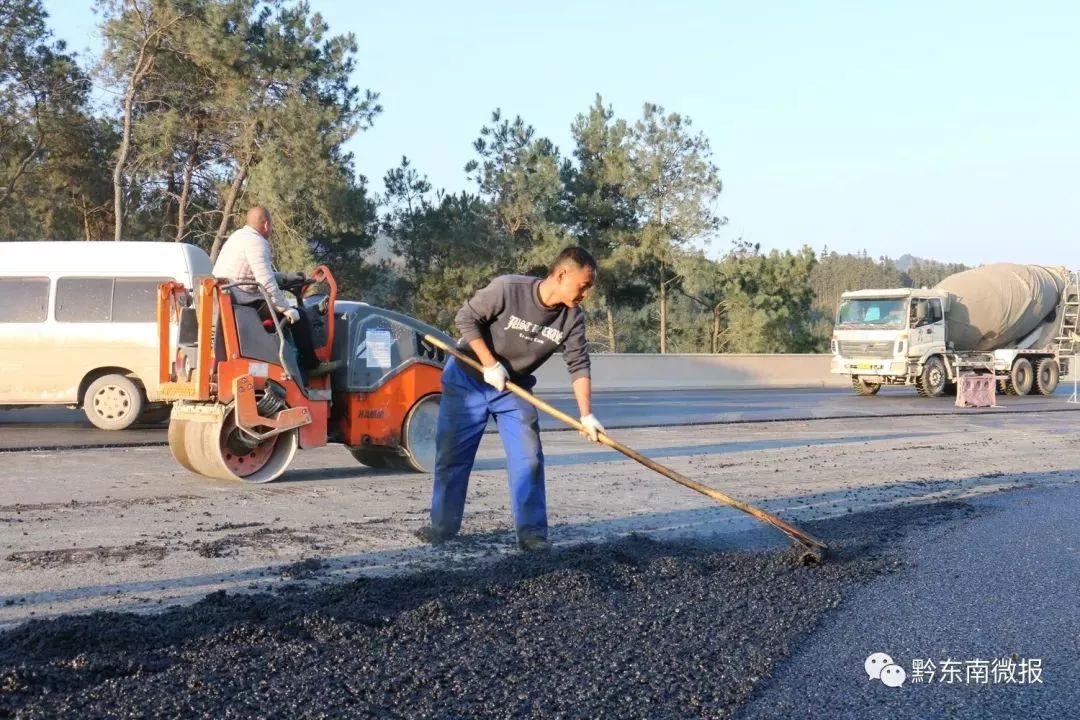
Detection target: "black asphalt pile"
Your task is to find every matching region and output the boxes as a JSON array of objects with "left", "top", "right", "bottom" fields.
[{"left": 0, "top": 502, "right": 977, "bottom": 720}]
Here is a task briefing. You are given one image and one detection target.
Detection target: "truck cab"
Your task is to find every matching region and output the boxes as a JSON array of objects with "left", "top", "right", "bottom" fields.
[
  {"left": 832, "top": 286, "right": 1066, "bottom": 398},
  {"left": 830, "top": 288, "right": 950, "bottom": 396}
]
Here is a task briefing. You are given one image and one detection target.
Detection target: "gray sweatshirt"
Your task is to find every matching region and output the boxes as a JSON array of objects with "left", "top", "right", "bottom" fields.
[{"left": 455, "top": 275, "right": 591, "bottom": 383}]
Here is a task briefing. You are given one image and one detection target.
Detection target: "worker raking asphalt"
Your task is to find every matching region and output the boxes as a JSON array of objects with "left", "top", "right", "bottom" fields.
[{"left": 0, "top": 501, "right": 979, "bottom": 719}]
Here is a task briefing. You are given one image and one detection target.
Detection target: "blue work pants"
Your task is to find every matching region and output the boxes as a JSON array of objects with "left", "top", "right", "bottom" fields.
[{"left": 430, "top": 357, "right": 546, "bottom": 541}]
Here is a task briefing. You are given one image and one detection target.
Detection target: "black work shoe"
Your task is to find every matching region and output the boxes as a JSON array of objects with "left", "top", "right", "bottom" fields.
[
  {"left": 308, "top": 360, "right": 343, "bottom": 378},
  {"left": 415, "top": 525, "right": 455, "bottom": 545},
  {"left": 517, "top": 537, "right": 553, "bottom": 552}
]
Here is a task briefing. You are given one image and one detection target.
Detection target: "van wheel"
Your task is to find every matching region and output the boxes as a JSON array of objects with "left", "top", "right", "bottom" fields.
[
  {"left": 1034, "top": 358, "right": 1059, "bottom": 396},
  {"left": 84, "top": 374, "right": 144, "bottom": 430}
]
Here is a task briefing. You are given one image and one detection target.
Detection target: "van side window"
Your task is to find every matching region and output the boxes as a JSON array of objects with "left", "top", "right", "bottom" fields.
[
  {"left": 113, "top": 279, "right": 169, "bottom": 322},
  {"left": 56, "top": 277, "right": 171, "bottom": 323},
  {"left": 56, "top": 278, "right": 112, "bottom": 322},
  {"left": 0, "top": 277, "right": 50, "bottom": 322}
]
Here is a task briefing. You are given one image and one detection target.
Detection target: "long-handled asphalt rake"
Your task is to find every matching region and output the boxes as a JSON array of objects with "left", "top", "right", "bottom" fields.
[{"left": 423, "top": 335, "right": 828, "bottom": 563}]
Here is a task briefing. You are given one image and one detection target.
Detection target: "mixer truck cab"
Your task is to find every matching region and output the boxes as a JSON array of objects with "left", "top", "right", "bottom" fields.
[
  {"left": 831, "top": 288, "right": 951, "bottom": 396},
  {"left": 831, "top": 263, "right": 1077, "bottom": 399}
]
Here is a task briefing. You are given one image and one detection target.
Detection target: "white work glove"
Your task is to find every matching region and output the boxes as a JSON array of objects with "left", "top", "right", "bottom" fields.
[
  {"left": 482, "top": 362, "right": 509, "bottom": 392},
  {"left": 281, "top": 308, "right": 300, "bottom": 324},
  {"left": 579, "top": 414, "right": 605, "bottom": 443}
]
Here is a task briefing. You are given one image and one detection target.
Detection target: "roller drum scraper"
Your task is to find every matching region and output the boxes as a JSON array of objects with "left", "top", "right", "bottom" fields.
[{"left": 424, "top": 335, "right": 828, "bottom": 564}]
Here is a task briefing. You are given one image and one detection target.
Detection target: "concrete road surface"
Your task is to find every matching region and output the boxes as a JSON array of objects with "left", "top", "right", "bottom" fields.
[
  {"left": 3, "top": 409, "right": 1078, "bottom": 716},
  {"left": 3, "top": 410, "right": 1078, "bottom": 629},
  {"left": 736, "top": 482, "right": 1080, "bottom": 719},
  {"left": 2, "top": 385, "right": 1079, "bottom": 451}
]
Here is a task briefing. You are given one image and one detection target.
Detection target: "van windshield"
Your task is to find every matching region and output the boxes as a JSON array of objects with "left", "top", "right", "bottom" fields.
[{"left": 836, "top": 298, "right": 908, "bottom": 329}]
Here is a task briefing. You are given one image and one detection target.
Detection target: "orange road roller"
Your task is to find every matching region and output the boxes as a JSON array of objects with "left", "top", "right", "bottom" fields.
[{"left": 156, "top": 266, "right": 449, "bottom": 483}]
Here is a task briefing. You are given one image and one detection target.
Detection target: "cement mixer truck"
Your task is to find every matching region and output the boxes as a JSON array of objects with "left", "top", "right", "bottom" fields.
[{"left": 830, "top": 264, "right": 1080, "bottom": 397}]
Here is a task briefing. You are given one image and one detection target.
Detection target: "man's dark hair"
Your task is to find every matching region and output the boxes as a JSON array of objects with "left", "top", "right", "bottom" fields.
[{"left": 549, "top": 246, "right": 597, "bottom": 275}]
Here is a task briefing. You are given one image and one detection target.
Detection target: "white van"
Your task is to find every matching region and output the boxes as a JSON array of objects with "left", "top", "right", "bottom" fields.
[{"left": 0, "top": 241, "right": 213, "bottom": 429}]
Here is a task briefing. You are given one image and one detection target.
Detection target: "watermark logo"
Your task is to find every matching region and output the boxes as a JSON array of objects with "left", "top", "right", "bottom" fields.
[
  {"left": 865, "top": 652, "right": 1043, "bottom": 687},
  {"left": 866, "top": 652, "right": 906, "bottom": 687},
  {"left": 880, "top": 664, "right": 908, "bottom": 687}
]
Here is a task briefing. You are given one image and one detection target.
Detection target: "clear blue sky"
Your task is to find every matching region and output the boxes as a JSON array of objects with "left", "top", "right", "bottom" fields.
[{"left": 43, "top": 0, "right": 1080, "bottom": 267}]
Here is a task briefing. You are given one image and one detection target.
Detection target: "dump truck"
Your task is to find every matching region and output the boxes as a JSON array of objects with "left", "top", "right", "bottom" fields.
[{"left": 830, "top": 263, "right": 1079, "bottom": 397}]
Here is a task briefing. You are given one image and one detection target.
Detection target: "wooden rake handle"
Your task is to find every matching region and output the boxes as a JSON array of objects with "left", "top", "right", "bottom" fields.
[{"left": 423, "top": 334, "right": 826, "bottom": 551}]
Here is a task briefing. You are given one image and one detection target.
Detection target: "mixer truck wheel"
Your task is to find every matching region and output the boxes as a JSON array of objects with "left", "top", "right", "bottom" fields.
[
  {"left": 1034, "top": 358, "right": 1059, "bottom": 396},
  {"left": 850, "top": 376, "right": 881, "bottom": 396},
  {"left": 1008, "top": 358, "right": 1034, "bottom": 396},
  {"left": 168, "top": 408, "right": 299, "bottom": 483},
  {"left": 918, "top": 356, "right": 947, "bottom": 398}
]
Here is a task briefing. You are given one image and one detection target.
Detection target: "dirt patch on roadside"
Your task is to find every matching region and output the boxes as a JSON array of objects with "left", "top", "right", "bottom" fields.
[
  {"left": 205, "top": 521, "right": 265, "bottom": 532},
  {"left": 188, "top": 527, "right": 319, "bottom": 559},
  {"left": 278, "top": 558, "right": 325, "bottom": 580},
  {"left": 0, "top": 496, "right": 202, "bottom": 515},
  {"left": 6, "top": 542, "right": 167, "bottom": 569}
]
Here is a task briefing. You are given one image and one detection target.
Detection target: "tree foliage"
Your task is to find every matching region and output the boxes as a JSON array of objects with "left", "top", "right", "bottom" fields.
[
  {"left": 624, "top": 103, "right": 724, "bottom": 352},
  {"left": 2, "top": 3, "right": 972, "bottom": 354},
  {"left": 91, "top": 0, "right": 381, "bottom": 267},
  {"left": 0, "top": 0, "right": 106, "bottom": 239}
]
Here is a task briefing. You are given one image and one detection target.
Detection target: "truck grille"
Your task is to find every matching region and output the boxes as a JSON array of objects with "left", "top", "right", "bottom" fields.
[{"left": 838, "top": 341, "right": 893, "bottom": 358}]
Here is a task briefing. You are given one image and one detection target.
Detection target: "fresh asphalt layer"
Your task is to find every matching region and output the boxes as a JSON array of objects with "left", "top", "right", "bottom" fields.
[{"left": 2, "top": 487, "right": 1074, "bottom": 719}]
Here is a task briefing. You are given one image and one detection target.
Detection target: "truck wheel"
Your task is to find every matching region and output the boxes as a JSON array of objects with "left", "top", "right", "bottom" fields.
[
  {"left": 83, "top": 374, "right": 144, "bottom": 430},
  {"left": 850, "top": 376, "right": 881, "bottom": 396},
  {"left": 1034, "top": 358, "right": 1059, "bottom": 396},
  {"left": 1009, "top": 358, "right": 1034, "bottom": 396},
  {"left": 917, "top": 356, "right": 948, "bottom": 398}
]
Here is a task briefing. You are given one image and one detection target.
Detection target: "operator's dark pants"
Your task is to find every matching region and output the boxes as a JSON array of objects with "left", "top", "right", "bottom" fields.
[{"left": 430, "top": 357, "right": 547, "bottom": 542}]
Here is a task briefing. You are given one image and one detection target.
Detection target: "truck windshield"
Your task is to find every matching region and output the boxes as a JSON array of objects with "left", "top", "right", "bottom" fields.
[{"left": 836, "top": 298, "right": 907, "bottom": 329}]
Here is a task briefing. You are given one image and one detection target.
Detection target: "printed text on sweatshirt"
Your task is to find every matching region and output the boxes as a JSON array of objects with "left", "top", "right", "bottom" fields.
[{"left": 455, "top": 275, "right": 590, "bottom": 382}]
